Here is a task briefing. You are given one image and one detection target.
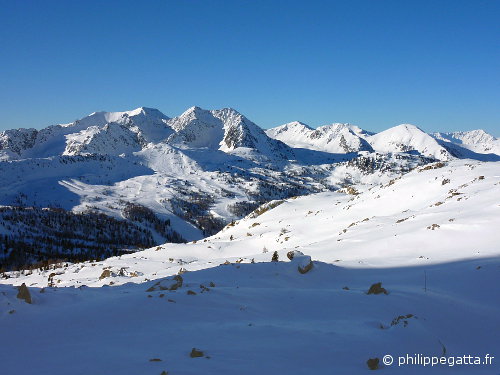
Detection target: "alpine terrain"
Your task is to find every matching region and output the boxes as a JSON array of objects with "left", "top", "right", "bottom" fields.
[{"left": 0, "top": 107, "right": 498, "bottom": 374}]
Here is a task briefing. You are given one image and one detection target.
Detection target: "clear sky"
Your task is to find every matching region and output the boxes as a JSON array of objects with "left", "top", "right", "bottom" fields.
[{"left": 1, "top": 0, "right": 499, "bottom": 135}]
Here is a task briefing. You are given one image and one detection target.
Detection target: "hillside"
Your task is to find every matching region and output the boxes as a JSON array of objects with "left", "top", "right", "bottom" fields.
[{"left": 1, "top": 159, "right": 498, "bottom": 374}]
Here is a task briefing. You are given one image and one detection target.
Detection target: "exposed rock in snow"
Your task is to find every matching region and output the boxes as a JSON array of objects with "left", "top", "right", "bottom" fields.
[
  {"left": 293, "top": 254, "right": 313, "bottom": 274},
  {"left": 16, "top": 283, "right": 31, "bottom": 304}
]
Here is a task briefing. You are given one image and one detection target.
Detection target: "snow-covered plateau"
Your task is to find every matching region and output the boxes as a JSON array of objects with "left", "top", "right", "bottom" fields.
[{"left": 0, "top": 107, "right": 499, "bottom": 374}]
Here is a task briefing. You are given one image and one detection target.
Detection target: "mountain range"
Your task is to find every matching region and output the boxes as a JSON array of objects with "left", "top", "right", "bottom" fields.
[
  {"left": 0, "top": 106, "right": 498, "bottom": 268},
  {"left": 1, "top": 106, "right": 499, "bottom": 162}
]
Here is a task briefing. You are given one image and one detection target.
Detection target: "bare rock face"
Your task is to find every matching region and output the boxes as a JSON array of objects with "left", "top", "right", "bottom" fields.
[
  {"left": 16, "top": 283, "right": 32, "bottom": 304},
  {"left": 367, "top": 282, "right": 388, "bottom": 295}
]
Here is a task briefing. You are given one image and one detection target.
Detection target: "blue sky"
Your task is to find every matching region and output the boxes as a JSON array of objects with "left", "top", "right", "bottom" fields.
[{"left": 1, "top": 0, "right": 499, "bottom": 135}]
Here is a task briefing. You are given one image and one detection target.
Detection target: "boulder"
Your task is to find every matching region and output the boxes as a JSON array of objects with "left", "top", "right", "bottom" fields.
[
  {"left": 367, "top": 282, "right": 388, "bottom": 295},
  {"left": 16, "top": 283, "right": 32, "bottom": 304},
  {"left": 292, "top": 255, "right": 313, "bottom": 274},
  {"left": 190, "top": 348, "right": 204, "bottom": 358},
  {"left": 99, "top": 269, "right": 113, "bottom": 280}
]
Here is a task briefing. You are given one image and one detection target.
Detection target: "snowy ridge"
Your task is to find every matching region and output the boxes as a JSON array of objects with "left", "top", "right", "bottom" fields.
[
  {"left": 266, "top": 121, "right": 373, "bottom": 154},
  {"left": 1, "top": 106, "right": 292, "bottom": 161},
  {"left": 433, "top": 129, "right": 497, "bottom": 145},
  {"left": 0, "top": 107, "right": 172, "bottom": 159},
  {"left": 433, "top": 129, "right": 500, "bottom": 155},
  {"left": 2, "top": 107, "right": 498, "bottom": 162},
  {"left": 267, "top": 122, "right": 500, "bottom": 161}
]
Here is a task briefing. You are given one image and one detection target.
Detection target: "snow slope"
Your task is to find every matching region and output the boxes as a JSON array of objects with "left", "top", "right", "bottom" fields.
[{"left": 1, "top": 160, "right": 498, "bottom": 374}]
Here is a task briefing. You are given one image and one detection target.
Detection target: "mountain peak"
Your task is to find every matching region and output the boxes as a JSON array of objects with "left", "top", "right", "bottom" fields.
[
  {"left": 185, "top": 105, "right": 203, "bottom": 112},
  {"left": 266, "top": 121, "right": 313, "bottom": 137},
  {"left": 284, "top": 121, "right": 313, "bottom": 130},
  {"left": 368, "top": 123, "right": 451, "bottom": 160},
  {"left": 391, "top": 123, "right": 425, "bottom": 133},
  {"left": 182, "top": 106, "right": 210, "bottom": 115},
  {"left": 134, "top": 106, "right": 167, "bottom": 116},
  {"left": 219, "top": 107, "right": 241, "bottom": 113}
]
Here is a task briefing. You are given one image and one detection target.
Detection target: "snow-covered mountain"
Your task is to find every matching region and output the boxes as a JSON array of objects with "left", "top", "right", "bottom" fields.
[
  {"left": 0, "top": 106, "right": 291, "bottom": 162},
  {"left": 166, "top": 106, "right": 292, "bottom": 160},
  {"left": 432, "top": 129, "right": 500, "bottom": 156},
  {"left": 0, "top": 106, "right": 498, "bottom": 269},
  {"left": 2, "top": 159, "right": 498, "bottom": 374},
  {"left": 266, "top": 121, "right": 373, "bottom": 154},
  {"left": 367, "top": 124, "right": 452, "bottom": 160},
  {"left": 267, "top": 123, "right": 449, "bottom": 159},
  {"left": 267, "top": 122, "right": 500, "bottom": 162},
  {"left": 0, "top": 107, "right": 172, "bottom": 160}
]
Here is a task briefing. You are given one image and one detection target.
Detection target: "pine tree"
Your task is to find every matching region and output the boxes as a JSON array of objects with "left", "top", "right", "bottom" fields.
[{"left": 271, "top": 251, "right": 279, "bottom": 262}]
